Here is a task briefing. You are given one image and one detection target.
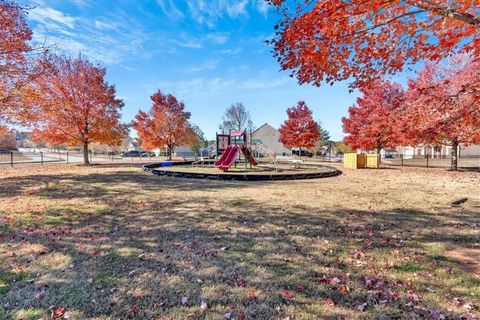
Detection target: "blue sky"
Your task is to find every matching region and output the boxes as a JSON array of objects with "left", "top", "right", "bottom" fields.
[{"left": 24, "top": 0, "right": 362, "bottom": 140}]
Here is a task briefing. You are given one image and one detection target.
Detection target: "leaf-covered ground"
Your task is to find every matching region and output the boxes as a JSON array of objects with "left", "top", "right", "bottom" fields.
[{"left": 0, "top": 164, "right": 479, "bottom": 319}]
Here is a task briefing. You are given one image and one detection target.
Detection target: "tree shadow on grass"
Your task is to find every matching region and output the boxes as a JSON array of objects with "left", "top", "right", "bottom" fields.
[
  {"left": 0, "top": 169, "right": 257, "bottom": 200},
  {"left": 1, "top": 187, "right": 479, "bottom": 319}
]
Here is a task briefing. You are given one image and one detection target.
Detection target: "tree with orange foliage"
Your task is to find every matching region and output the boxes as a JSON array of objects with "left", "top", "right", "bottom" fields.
[
  {"left": 0, "top": 1, "right": 42, "bottom": 118},
  {"left": 0, "top": 126, "right": 16, "bottom": 149},
  {"left": 405, "top": 57, "right": 480, "bottom": 170},
  {"left": 342, "top": 80, "right": 406, "bottom": 153},
  {"left": 28, "top": 53, "right": 127, "bottom": 164},
  {"left": 269, "top": 0, "right": 479, "bottom": 88},
  {"left": 132, "top": 91, "right": 195, "bottom": 160},
  {"left": 279, "top": 101, "right": 320, "bottom": 157}
]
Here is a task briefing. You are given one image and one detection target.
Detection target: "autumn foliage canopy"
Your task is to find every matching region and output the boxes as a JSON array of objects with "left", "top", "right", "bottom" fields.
[
  {"left": 342, "top": 55, "right": 479, "bottom": 169},
  {"left": 405, "top": 56, "right": 480, "bottom": 168},
  {"left": 0, "top": 1, "right": 36, "bottom": 119},
  {"left": 133, "top": 91, "right": 194, "bottom": 160},
  {"left": 279, "top": 101, "right": 320, "bottom": 150},
  {"left": 342, "top": 80, "right": 406, "bottom": 152},
  {"left": 270, "top": 0, "right": 480, "bottom": 88},
  {"left": 27, "top": 54, "right": 127, "bottom": 163}
]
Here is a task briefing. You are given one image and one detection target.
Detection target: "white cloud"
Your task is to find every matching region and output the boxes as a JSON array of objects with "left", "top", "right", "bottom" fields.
[
  {"left": 242, "top": 78, "right": 288, "bottom": 89},
  {"left": 29, "top": 7, "right": 77, "bottom": 30},
  {"left": 227, "top": 0, "right": 248, "bottom": 18},
  {"left": 255, "top": 0, "right": 270, "bottom": 16},
  {"left": 156, "top": 0, "right": 184, "bottom": 20},
  {"left": 29, "top": 5, "right": 149, "bottom": 65},
  {"left": 186, "top": 0, "right": 250, "bottom": 28},
  {"left": 174, "top": 37, "right": 203, "bottom": 49},
  {"left": 155, "top": 76, "right": 288, "bottom": 97},
  {"left": 94, "top": 20, "right": 117, "bottom": 30},
  {"left": 120, "top": 64, "right": 136, "bottom": 72},
  {"left": 206, "top": 33, "right": 229, "bottom": 45},
  {"left": 185, "top": 59, "right": 219, "bottom": 72},
  {"left": 219, "top": 47, "right": 242, "bottom": 54}
]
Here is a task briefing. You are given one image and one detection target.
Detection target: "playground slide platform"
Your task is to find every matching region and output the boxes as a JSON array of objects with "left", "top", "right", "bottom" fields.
[
  {"left": 214, "top": 145, "right": 235, "bottom": 167},
  {"left": 215, "top": 145, "right": 240, "bottom": 171}
]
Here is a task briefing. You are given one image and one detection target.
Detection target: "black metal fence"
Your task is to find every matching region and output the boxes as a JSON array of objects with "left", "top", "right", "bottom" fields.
[
  {"left": 381, "top": 154, "right": 480, "bottom": 169},
  {"left": 0, "top": 150, "right": 169, "bottom": 167}
]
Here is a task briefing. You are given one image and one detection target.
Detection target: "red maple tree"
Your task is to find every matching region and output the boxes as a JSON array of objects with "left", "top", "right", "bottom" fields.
[
  {"left": 342, "top": 80, "right": 406, "bottom": 153},
  {"left": 269, "top": 0, "right": 479, "bottom": 88},
  {"left": 0, "top": 1, "right": 42, "bottom": 118},
  {"left": 405, "top": 56, "right": 480, "bottom": 170},
  {"left": 132, "top": 91, "right": 195, "bottom": 160},
  {"left": 27, "top": 53, "right": 127, "bottom": 164},
  {"left": 279, "top": 101, "right": 320, "bottom": 156}
]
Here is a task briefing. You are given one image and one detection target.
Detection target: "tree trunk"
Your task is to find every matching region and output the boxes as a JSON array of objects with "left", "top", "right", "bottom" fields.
[
  {"left": 299, "top": 146, "right": 302, "bottom": 160},
  {"left": 451, "top": 140, "right": 459, "bottom": 171},
  {"left": 375, "top": 141, "right": 382, "bottom": 155},
  {"left": 83, "top": 142, "right": 90, "bottom": 164},
  {"left": 167, "top": 146, "right": 173, "bottom": 161}
]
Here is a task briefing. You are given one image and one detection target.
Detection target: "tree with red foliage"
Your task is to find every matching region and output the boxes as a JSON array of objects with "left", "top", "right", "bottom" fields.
[
  {"left": 405, "top": 57, "right": 480, "bottom": 170},
  {"left": 269, "top": 0, "right": 479, "bottom": 89},
  {"left": 132, "top": 91, "right": 195, "bottom": 160},
  {"left": 342, "top": 80, "right": 406, "bottom": 153},
  {"left": 27, "top": 53, "right": 127, "bottom": 164},
  {"left": 279, "top": 101, "right": 320, "bottom": 157},
  {"left": 1, "top": 1, "right": 43, "bottom": 119}
]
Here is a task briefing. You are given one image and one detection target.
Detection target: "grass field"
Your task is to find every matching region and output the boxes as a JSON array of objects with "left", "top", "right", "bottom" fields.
[{"left": 0, "top": 164, "right": 479, "bottom": 319}]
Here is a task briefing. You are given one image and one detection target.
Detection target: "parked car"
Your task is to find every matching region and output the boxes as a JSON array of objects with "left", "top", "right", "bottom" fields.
[
  {"left": 107, "top": 151, "right": 117, "bottom": 156},
  {"left": 141, "top": 151, "right": 156, "bottom": 157},
  {"left": 292, "top": 149, "right": 313, "bottom": 157},
  {"left": 0, "top": 149, "right": 17, "bottom": 154},
  {"left": 122, "top": 150, "right": 142, "bottom": 157}
]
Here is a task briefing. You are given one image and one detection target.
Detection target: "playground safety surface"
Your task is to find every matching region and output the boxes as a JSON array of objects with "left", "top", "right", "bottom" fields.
[{"left": 143, "top": 161, "right": 341, "bottom": 181}]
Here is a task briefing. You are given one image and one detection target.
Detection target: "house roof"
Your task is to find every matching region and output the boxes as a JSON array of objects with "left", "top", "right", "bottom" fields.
[{"left": 252, "top": 123, "right": 276, "bottom": 135}]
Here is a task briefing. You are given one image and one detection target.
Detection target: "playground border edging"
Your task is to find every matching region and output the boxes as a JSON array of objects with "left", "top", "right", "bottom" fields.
[{"left": 142, "top": 162, "right": 341, "bottom": 181}]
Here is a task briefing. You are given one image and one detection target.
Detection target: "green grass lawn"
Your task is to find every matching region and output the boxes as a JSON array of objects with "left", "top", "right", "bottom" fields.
[{"left": 0, "top": 163, "right": 479, "bottom": 319}]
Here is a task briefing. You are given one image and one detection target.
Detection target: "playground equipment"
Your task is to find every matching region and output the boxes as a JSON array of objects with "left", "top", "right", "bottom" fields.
[
  {"left": 251, "top": 142, "right": 279, "bottom": 172},
  {"left": 215, "top": 130, "right": 258, "bottom": 171}
]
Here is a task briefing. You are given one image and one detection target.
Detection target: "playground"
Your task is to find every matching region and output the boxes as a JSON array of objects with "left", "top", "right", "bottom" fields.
[
  {"left": 144, "top": 130, "right": 340, "bottom": 181},
  {"left": 0, "top": 163, "right": 479, "bottom": 319}
]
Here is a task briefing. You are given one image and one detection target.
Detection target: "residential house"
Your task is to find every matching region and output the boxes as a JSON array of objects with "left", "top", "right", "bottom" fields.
[
  {"left": 251, "top": 123, "right": 290, "bottom": 156},
  {"left": 396, "top": 144, "right": 480, "bottom": 159}
]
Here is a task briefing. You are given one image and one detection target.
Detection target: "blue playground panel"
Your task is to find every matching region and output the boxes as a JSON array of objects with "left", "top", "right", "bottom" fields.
[{"left": 160, "top": 162, "right": 174, "bottom": 167}]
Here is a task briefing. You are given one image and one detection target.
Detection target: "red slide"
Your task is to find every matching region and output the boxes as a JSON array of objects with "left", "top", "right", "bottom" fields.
[{"left": 215, "top": 145, "right": 240, "bottom": 171}]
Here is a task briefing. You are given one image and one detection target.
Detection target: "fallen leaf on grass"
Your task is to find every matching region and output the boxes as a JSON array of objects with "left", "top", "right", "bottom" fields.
[
  {"left": 200, "top": 301, "right": 208, "bottom": 309},
  {"left": 246, "top": 288, "right": 257, "bottom": 301},
  {"left": 181, "top": 296, "right": 188, "bottom": 305},
  {"left": 51, "top": 307, "right": 65, "bottom": 319},
  {"left": 279, "top": 289, "right": 294, "bottom": 299},
  {"left": 338, "top": 284, "right": 348, "bottom": 294},
  {"left": 236, "top": 278, "right": 247, "bottom": 287},
  {"left": 325, "top": 298, "right": 335, "bottom": 306}
]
